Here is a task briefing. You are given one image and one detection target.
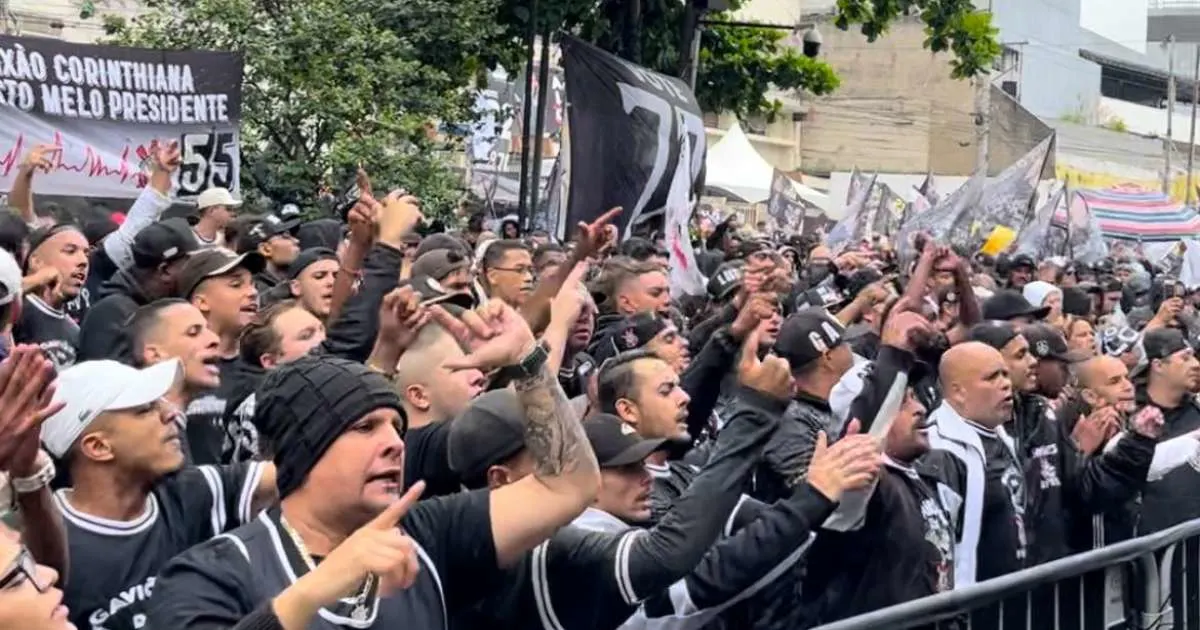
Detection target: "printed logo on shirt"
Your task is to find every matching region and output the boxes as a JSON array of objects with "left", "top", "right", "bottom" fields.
[
  {"left": 39, "top": 340, "right": 76, "bottom": 370},
  {"left": 87, "top": 576, "right": 155, "bottom": 629},
  {"left": 1000, "top": 464, "right": 1028, "bottom": 561},
  {"left": 920, "top": 497, "right": 955, "bottom": 592},
  {"left": 1031, "top": 444, "right": 1062, "bottom": 490}
]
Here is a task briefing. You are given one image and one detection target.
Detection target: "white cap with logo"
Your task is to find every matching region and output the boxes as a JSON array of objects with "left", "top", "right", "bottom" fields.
[
  {"left": 40, "top": 359, "right": 182, "bottom": 458},
  {"left": 196, "top": 187, "right": 243, "bottom": 210}
]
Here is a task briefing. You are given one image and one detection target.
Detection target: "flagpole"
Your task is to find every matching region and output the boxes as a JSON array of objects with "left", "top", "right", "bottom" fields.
[
  {"left": 528, "top": 31, "right": 552, "bottom": 225},
  {"left": 516, "top": 0, "right": 538, "bottom": 227}
]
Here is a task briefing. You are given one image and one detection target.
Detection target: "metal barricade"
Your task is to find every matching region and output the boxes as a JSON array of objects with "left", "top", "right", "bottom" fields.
[{"left": 814, "top": 520, "right": 1200, "bottom": 630}]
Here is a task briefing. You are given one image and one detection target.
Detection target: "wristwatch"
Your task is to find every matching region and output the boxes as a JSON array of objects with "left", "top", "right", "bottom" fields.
[
  {"left": 11, "top": 452, "right": 55, "bottom": 495},
  {"left": 498, "top": 341, "right": 550, "bottom": 382}
]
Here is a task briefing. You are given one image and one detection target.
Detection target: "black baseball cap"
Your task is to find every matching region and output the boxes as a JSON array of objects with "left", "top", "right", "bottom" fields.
[
  {"left": 448, "top": 390, "right": 526, "bottom": 486},
  {"left": 982, "top": 290, "right": 1050, "bottom": 321},
  {"left": 966, "top": 322, "right": 1020, "bottom": 351},
  {"left": 583, "top": 414, "right": 669, "bottom": 468},
  {"left": 1022, "top": 324, "right": 1072, "bottom": 362},
  {"left": 774, "top": 308, "right": 846, "bottom": 369},
  {"left": 1143, "top": 328, "right": 1191, "bottom": 362},
  {"left": 131, "top": 218, "right": 200, "bottom": 269},
  {"left": 1009, "top": 253, "right": 1035, "bottom": 269},
  {"left": 590, "top": 313, "right": 668, "bottom": 366},
  {"left": 286, "top": 247, "right": 339, "bottom": 281},
  {"left": 707, "top": 262, "right": 743, "bottom": 301},
  {"left": 177, "top": 248, "right": 266, "bottom": 298},
  {"left": 236, "top": 214, "right": 301, "bottom": 254}
]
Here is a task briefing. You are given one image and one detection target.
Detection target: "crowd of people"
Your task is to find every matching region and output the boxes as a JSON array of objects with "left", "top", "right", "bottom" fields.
[{"left": 0, "top": 138, "right": 1197, "bottom": 630}]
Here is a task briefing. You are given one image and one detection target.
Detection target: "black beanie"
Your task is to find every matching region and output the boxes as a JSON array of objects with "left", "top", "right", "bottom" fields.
[{"left": 253, "top": 356, "right": 406, "bottom": 498}]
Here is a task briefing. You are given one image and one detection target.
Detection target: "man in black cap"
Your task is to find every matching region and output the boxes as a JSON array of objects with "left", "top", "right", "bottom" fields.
[
  {"left": 1138, "top": 328, "right": 1200, "bottom": 533},
  {"left": 755, "top": 308, "right": 856, "bottom": 504},
  {"left": 981, "top": 290, "right": 1050, "bottom": 329},
  {"left": 78, "top": 217, "right": 199, "bottom": 363},
  {"left": 149, "top": 301, "right": 602, "bottom": 630},
  {"left": 1023, "top": 323, "right": 1076, "bottom": 401},
  {"left": 1006, "top": 253, "right": 1035, "bottom": 290},
  {"left": 261, "top": 247, "right": 340, "bottom": 318},
  {"left": 236, "top": 214, "right": 301, "bottom": 297},
  {"left": 175, "top": 248, "right": 265, "bottom": 463},
  {"left": 450, "top": 353, "right": 873, "bottom": 630}
]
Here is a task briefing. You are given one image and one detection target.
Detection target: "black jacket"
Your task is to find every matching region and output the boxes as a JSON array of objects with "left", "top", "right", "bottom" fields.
[
  {"left": 1134, "top": 389, "right": 1200, "bottom": 534},
  {"left": 457, "top": 387, "right": 833, "bottom": 630},
  {"left": 77, "top": 268, "right": 154, "bottom": 363},
  {"left": 323, "top": 243, "right": 403, "bottom": 362}
]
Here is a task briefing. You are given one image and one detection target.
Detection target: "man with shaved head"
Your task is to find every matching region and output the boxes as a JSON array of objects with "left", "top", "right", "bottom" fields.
[{"left": 919, "top": 341, "right": 1024, "bottom": 585}]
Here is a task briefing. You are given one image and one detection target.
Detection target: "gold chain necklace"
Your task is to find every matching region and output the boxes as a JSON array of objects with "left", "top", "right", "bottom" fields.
[{"left": 279, "top": 514, "right": 378, "bottom": 622}]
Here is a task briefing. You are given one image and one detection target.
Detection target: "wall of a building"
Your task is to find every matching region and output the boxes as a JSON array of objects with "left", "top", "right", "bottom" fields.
[
  {"left": 8, "top": 0, "right": 143, "bottom": 43},
  {"left": 988, "top": 0, "right": 1104, "bottom": 120},
  {"left": 798, "top": 17, "right": 1049, "bottom": 177}
]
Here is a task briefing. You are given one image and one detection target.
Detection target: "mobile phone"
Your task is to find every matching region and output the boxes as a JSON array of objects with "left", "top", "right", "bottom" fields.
[{"left": 335, "top": 182, "right": 362, "bottom": 220}]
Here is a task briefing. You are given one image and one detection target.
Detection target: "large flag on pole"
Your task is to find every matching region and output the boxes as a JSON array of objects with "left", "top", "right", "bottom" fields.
[
  {"left": 665, "top": 135, "right": 705, "bottom": 298},
  {"left": 561, "top": 35, "right": 706, "bottom": 239},
  {"left": 827, "top": 170, "right": 876, "bottom": 250}
]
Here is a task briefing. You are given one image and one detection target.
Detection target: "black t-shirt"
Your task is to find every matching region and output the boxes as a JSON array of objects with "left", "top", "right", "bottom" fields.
[
  {"left": 148, "top": 489, "right": 504, "bottom": 630},
  {"left": 13, "top": 295, "right": 78, "bottom": 370},
  {"left": 57, "top": 462, "right": 265, "bottom": 630},
  {"left": 184, "top": 357, "right": 239, "bottom": 465},
  {"left": 976, "top": 427, "right": 1027, "bottom": 580},
  {"left": 403, "top": 421, "right": 461, "bottom": 500}
]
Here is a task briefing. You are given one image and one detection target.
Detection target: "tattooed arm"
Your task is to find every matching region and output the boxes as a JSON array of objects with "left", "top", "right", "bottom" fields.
[{"left": 489, "top": 360, "right": 601, "bottom": 567}]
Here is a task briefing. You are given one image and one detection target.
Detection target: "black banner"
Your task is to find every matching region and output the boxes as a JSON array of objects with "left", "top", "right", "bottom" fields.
[
  {"left": 561, "top": 35, "right": 705, "bottom": 238},
  {"left": 0, "top": 35, "right": 242, "bottom": 124}
]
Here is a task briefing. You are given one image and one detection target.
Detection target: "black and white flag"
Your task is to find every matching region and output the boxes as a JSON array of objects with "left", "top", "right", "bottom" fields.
[{"left": 561, "top": 35, "right": 705, "bottom": 239}]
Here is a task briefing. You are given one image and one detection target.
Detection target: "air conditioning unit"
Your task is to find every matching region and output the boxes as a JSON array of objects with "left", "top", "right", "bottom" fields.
[{"left": 1001, "top": 80, "right": 1018, "bottom": 98}]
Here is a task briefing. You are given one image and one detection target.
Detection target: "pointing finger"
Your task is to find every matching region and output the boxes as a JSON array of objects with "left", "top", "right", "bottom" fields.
[{"left": 367, "top": 481, "right": 425, "bottom": 531}]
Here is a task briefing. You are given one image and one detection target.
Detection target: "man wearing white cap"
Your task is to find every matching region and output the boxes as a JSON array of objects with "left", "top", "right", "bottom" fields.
[
  {"left": 40, "top": 358, "right": 276, "bottom": 630},
  {"left": 192, "top": 187, "right": 242, "bottom": 248}
]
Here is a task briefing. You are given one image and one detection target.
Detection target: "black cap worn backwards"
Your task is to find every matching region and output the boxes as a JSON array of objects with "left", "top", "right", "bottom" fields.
[{"left": 131, "top": 218, "right": 200, "bottom": 269}]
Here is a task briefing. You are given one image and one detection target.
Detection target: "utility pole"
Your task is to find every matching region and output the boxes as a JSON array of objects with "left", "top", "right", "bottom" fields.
[
  {"left": 1165, "top": 35, "right": 1177, "bottom": 196},
  {"left": 973, "top": 70, "right": 991, "bottom": 178},
  {"left": 0, "top": 0, "right": 10, "bottom": 34},
  {"left": 1188, "top": 44, "right": 1200, "bottom": 206}
]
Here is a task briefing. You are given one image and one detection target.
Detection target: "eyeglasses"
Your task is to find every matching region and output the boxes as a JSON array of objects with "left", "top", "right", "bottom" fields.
[
  {"left": 0, "top": 547, "right": 48, "bottom": 593},
  {"left": 490, "top": 265, "right": 534, "bottom": 277}
]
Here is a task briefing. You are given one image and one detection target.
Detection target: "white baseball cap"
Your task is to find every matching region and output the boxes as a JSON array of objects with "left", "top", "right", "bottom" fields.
[
  {"left": 196, "top": 187, "right": 242, "bottom": 210},
  {"left": 41, "top": 359, "right": 182, "bottom": 458},
  {"left": 0, "top": 247, "right": 21, "bottom": 306}
]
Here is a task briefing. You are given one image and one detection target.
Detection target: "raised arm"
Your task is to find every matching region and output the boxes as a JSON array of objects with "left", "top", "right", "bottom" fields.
[
  {"left": 439, "top": 302, "right": 600, "bottom": 568},
  {"left": 8, "top": 144, "right": 59, "bottom": 225}
]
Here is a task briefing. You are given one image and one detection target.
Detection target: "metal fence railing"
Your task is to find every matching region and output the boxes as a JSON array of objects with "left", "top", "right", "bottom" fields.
[{"left": 814, "top": 520, "right": 1200, "bottom": 630}]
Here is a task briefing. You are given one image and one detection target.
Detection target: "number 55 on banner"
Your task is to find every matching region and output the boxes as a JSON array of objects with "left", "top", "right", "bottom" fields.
[{"left": 175, "top": 130, "right": 239, "bottom": 198}]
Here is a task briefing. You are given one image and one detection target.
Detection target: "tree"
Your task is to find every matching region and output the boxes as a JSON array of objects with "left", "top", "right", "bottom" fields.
[
  {"left": 492, "top": 0, "right": 999, "bottom": 119},
  {"left": 102, "top": 0, "right": 503, "bottom": 217}
]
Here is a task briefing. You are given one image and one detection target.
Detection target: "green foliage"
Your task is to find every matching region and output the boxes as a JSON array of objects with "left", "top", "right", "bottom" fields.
[
  {"left": 1102, "top": 117, "right": 1128, "bottom": 133},
  {"left": 102, "top": 0, "right": 499, "bottom": 218},
  {"left": 835, "top": 0, "right": 1002, "bottom": 79}
]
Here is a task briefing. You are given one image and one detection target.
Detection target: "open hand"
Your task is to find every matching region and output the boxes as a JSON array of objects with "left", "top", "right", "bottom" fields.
[
  {"left": 804, "top": 420, "right": 882, "bottom": 502},
  {"left": 1072, "top": 406, "right": 1121, "bottom": 455},
  {"left": 0, "top": 346, "right": 63, "bottom": 474}
]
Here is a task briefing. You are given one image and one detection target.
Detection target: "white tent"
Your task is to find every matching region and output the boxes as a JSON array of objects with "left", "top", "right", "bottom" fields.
[{"left": 704, "top": 121, "right": 829, "bottom": 213}]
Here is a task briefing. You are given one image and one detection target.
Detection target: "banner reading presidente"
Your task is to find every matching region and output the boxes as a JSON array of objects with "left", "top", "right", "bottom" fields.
[{"left": 0, "top": 35, "right": 243, "bottom": 199}]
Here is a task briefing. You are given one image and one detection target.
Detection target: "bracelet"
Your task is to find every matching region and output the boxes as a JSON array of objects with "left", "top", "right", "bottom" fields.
[{"left": 11, "top": 455, "right": 55, "bottom": 495}]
